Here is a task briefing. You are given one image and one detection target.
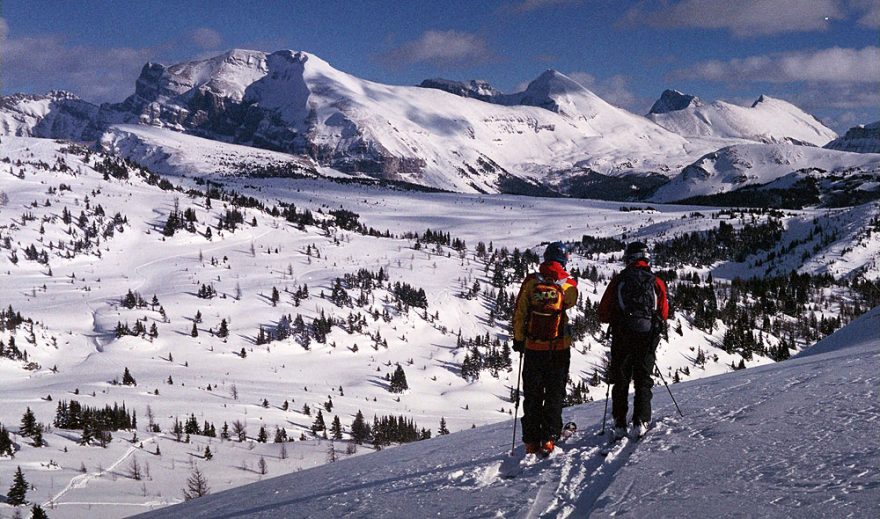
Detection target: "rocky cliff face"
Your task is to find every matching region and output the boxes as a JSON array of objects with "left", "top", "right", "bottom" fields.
[
  {"left": 649, "top": 90, "right": 701, "bottom": 114},
  {"left": 0, "top": 91, "right": 101, "bottom": 141},
  {"left": 103, "top": 50, "right": 427, "bottom": 178},
  {"left": 824, "top": 122, "right": 880, "bottom": 154}
]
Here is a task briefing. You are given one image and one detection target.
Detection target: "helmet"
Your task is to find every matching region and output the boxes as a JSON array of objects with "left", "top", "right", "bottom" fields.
[
  {"left": 624, "top": 242, "right": 650, "bottom": 264},
  {"left": 543, "top": 241, "right": 569, "bottom": 267}
]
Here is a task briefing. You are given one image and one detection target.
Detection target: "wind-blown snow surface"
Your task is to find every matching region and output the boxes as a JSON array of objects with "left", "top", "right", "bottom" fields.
[{"left": 139, "top": 306, "right": 880, "bottom": 518}]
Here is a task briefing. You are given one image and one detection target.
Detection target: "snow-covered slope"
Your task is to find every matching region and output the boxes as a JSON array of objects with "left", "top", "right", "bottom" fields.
[
  {"left": 138, "top": 305, "right": 880, "bottom": 518},
  {"left": 99, "top": 124, "right": 319, "bottom": 179},
  {"left": 1, "top": 136, "right": 878, "bottom": 518},
  {"left": 648, "top": 90, "right": 837, "bottom": 147},
  {"left": 650, "top": 142, "right": 880, "bottom": 203},
  {"left": 0, "top": 91, "right": 101, "bottom": 141},
  {"left": 824, "top": 121, "right": 880, "bottom": 154}
]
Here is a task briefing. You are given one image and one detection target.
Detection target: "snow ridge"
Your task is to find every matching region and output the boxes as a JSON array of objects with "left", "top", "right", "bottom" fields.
[{"left": 647, "top": 91, "right": 838, "bottom": 146}]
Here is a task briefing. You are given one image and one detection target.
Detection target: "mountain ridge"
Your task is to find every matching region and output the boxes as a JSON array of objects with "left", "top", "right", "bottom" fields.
[{"left": 1, "top": 48, "right": 875, "bottom": 203}]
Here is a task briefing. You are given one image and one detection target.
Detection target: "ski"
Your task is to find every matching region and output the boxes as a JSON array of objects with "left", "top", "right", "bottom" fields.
[
  {"left": 499, "top": 422, "right": 576, "bottom": 479},
  {"left": 598, "top": 435, "right": 628, "bottom": 457}
]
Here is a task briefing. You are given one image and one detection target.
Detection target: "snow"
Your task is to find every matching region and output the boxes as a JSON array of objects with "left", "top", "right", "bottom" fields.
[
  {"left": 0, "top": 135, "right": 878, "bottom": 518},
  {"left": 650, "top": 142, "right": 880, "bottom": 203},
  {"left": 138, "top": 306, "right": 880, "bottom": 518},
  {"left": 825, "top": 121, "right": 880, "bottom": 154},
  {"left": 647, "top": 92, "right": 838, "bottom": 147},
  {"left": 100, "top": 125, "right": 318, "bottom": 179},
  {"left": 3, "top": 49, "right": 875, "bottom": 202}
]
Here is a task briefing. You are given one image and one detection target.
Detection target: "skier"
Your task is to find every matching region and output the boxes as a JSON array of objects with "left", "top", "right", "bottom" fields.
[
  {"left": 512, "top": 242, "right": 579, "bottom": 455},
  {"left": 598, "top": 241, "right": 669, "bottom": 439}
]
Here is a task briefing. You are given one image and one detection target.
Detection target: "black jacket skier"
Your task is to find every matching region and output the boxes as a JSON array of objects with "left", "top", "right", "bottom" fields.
[{"left": 598, "top": 242, "right": 669, "bottom": 438}]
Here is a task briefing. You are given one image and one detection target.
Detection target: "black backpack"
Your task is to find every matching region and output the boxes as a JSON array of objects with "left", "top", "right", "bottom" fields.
[{"left": 616, "top": 268, "right": 657, "bottom": 333}]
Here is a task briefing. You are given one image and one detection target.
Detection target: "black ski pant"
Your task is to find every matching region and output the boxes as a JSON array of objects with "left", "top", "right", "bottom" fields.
[
  {"left": 521, "top": 348, "right": 570, "bottom": 444},
  {"left": 610, "top": 329, "right": 657, "bottom": 427}
]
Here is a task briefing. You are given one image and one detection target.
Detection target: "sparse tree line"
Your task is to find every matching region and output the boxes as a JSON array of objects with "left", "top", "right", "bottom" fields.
[
  {"left": 53, "top": 400, "right": 135, "bottom": 447},
  {"left": 2, "top": 186, "right": 129, "bottom": 266},
  {"left": 458, "top": 332, "right": 512, "bottom": 382},
  {"left": 406, "top": 228, "right": 466, "bottom": 252},
  {"left": 0, "top": 305, "right": 39, "bottom": 367}
]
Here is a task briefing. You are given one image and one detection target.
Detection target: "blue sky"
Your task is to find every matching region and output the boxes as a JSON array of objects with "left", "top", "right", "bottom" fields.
[{"left": 1, "top": 0, "right": 878, "bottom": 131}]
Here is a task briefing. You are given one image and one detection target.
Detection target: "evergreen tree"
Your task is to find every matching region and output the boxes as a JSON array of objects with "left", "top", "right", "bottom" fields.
[
  {"left": 31, "top": 504, "right": 49, "bottom": 519},
  {"left": 350, "top": 410, "right": 369, "bottom": 445},
  {"left": 122, "top": 367, "right": 136, "bottom": 386},
  {"left": 31, "top": 424, "right": 43, "bottom": 447},
  {"left": 389, "top": 365, "right": 409, "bottom": 393},
  {"left": 20, "top": 407, "right": 36, "bottom": 437},
  {"left": 330, "top": 415, "right": 343, "bottom": 440},
  {"left": 311, "top": 410, "right": 326, "bottom": 433},
  {"left": 0, "top": 424, "right": 14, "bottom": 456},
  {"left": 80, "top": 421, "right": 93, "bottom": 445},
  {"left": 204, "top": 445, "right": 213, "bottom": 460},
  {"left": 7, "top": 466, "right": 28, "bottom": 506},
  {"left": 439, "top": 417, "right": 450, "bottom": 435},
  {"left": 191, "top": 322, "right": 199, "bottom": 337},
  {"left": 257, "top": 425, "right": 268, "bottom": 443},
  {"left": 217, "top": 319, "right": 229, "bottom": 338}
]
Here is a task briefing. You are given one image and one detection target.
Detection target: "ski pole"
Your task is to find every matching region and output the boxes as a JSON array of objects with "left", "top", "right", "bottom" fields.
[
  {"left": 600, "top": 326, "right": 612, "bottom": 435},
  {"left": 601, "top": 378, "right": 610, "bottom": 435},
  {"left": 655, "top": 362, "right": 684, "bottom": 417},
  {"left": 510, "top": 351, "right": 524, "bottom": 456}
]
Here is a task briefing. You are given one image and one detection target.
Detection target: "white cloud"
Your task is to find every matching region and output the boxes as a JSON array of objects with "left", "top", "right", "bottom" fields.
[
  {"left": 619, "top": 0, "right": 844, "bottom": 37},
  {"left": 191, "top": 28, "right": 223, "bottom": 50},
  {"left": 677, "top": 47, "right": 880, "bottom": 83},
  {"left": 565, "top": 72, "right": 640, "bottom": 109},
  {"left": 1, "top": 33, "right": 156, "bottom": 102},
  {"left": 382, "top": 30, "right": 493, "bottom": 67},
  {"left": 850, "top": 0, "right": 880, "bottom": 27}
]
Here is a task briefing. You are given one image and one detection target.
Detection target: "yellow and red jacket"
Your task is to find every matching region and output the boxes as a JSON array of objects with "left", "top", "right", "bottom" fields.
[{"left": 513, "top": 261, "right": 579, "bottom": 351}]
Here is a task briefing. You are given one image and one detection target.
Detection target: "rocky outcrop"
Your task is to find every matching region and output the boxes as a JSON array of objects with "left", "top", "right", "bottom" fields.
[{"left": 824, "top": 122, "right": 880, "bottom": 154}]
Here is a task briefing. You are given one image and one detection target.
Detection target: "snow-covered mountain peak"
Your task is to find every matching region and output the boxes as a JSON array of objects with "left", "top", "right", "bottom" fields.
[
  {"left": 647, "top": 90, "right": 837, "bottom": 146},
  {"left": 749, "top": 94, "right": 804, "bottom": 112},
  {"left": 156, "top": 48, "right": 270, "bottom": 101},
  {"left": 517, "top": 69, "right": 603, "bottom": 116},
  {"left": 648, "top": 89, "right": 702, "bottom": 114}
]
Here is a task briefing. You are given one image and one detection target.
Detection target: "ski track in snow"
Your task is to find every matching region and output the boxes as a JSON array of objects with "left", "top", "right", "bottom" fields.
[{"left": 45, "top": 433, "right": 166, "bottom": 509}]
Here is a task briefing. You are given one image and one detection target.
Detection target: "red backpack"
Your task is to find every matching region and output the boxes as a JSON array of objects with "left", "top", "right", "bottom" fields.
[{"left": 526, "top": 275, "right": 567, "bottom": 341}]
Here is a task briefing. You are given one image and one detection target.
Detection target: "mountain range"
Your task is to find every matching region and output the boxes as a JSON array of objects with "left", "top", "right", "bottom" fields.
[{"left": 2, "top": 48, "right": 879, "bottom": 204}]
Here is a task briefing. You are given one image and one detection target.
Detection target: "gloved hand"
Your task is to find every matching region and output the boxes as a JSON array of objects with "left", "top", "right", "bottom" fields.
[{"left": 512, "top": 339, "right": 525, "bottom": 354}]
